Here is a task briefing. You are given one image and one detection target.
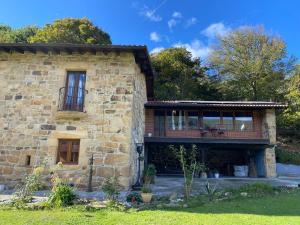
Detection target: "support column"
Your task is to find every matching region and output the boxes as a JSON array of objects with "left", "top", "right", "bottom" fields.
[{"left": 264, "top": 146, "right": 276, "bottom": 177}]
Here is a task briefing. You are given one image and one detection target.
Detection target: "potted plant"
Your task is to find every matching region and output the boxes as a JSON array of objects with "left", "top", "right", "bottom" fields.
[
  {"left": 199, "top": 163, "right": 208, "bottom": 179},
  {"left": 141, "top": 183, "right": 153, "bottom": 203},
  {"left": 142, "top": 164, "right": 157, "bottom": 184}
]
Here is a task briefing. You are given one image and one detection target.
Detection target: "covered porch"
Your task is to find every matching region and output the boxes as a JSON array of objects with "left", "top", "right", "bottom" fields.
[{"left": 144, "top": 140, "right": 269, "bottom": 178}]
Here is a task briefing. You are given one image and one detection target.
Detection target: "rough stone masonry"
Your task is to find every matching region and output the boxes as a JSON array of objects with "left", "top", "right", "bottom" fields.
[{"left": 0, "top": 50, "right": 147, "bottom": 189}]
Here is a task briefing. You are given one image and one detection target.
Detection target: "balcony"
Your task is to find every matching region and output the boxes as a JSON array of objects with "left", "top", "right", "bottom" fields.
[
  {"left": 56, "top": 87, "right": 88, "bottom": 119},
  {"left": 145, "top": 108, "right": 270, "bottom": 144}
]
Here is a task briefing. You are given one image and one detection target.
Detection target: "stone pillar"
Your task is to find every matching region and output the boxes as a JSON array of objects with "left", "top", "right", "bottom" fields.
[
  {"left": 262, "top": 109, "right": 277, "bottom": 177},
  {"left": 264, "top": 147, "right": 277, "bottom": 177},
  {"left": 262, "top": 109, "right": 276, "bottom": 145}
]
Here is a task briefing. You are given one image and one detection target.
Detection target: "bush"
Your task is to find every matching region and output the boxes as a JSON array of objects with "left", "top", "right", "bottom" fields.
[
  {"left": 141, "top": 184, "right": 152, "bottom": 194},
  {"left": 48, "top": 184, "right": 76, "bottom": 207},
  {"left": 142, "top": 164, "right": 157, "bottom": 184},
  {"left": 102, "top": 177, "right": 120, "bottom": 201},
  {"left": 126, "top": 192, "right": 142, "bottom": 204},
  {"left": 12, "top": 166, "right": 44, "bottom": 207},
  {"left": 276, "top": 148, "right": 300, "bottom": 165}
]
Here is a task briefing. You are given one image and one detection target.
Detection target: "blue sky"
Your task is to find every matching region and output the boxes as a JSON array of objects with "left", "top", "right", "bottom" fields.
[{"left": 0, "top": 0, "right": 299, "bottom": 59}]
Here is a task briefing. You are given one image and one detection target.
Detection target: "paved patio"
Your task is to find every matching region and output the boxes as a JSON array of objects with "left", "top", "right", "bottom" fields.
[{"left": 152, "top": 176, "right": 300, "bottom": 196}]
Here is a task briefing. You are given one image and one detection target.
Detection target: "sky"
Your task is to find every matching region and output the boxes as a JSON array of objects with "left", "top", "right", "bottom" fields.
[{"left": 0, "top": 0, "right": 299, "bottom": 60}]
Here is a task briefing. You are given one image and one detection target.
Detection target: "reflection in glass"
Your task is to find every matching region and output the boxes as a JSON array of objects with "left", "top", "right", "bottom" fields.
[{"left": 167, "top": 110, "right": 185, "bottom": 130}]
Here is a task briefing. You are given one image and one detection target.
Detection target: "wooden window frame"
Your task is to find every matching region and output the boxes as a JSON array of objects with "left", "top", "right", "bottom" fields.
[
  {"left": 186, "top": 110, "right": 200, "bottom": 130},
  {"left": 57, "top": 139, "right": 80, "bottom": 165},
  {"left": 63, "top": 71, "right": 86, "bottom": 111}
]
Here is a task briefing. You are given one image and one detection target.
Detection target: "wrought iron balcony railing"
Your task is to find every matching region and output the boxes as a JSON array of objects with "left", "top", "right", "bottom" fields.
[{"left": 58, "top": 87, "right": 88, "bottom": 112}]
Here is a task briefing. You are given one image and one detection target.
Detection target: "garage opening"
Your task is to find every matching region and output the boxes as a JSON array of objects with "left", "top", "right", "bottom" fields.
[{"left": 146, "top": 143, "right": 265, "bottom": 178}]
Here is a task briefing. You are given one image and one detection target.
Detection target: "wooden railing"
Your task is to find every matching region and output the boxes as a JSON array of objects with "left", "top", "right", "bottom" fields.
[{"left": 146, "top": 123, "right": 263, "bottom": 139}]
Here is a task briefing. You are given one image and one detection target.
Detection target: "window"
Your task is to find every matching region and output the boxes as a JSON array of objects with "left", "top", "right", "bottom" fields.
[
  {"left": 187, "top": 111, "right": 199, "bottom": 129},
  {"left": 235, "top": 112, "right": 253, "bottom": 131},
  {"left": 63, "top": 71, "right": 86, "bottom": 111},
  {"left": 222, "top": 112, "right": 234, "bottom": 130},
  {"left": 167, "top": 110, "right": 185, "bottom": 130},
  {"left": 154, "top": 110, "right": 165, "bottom": 136},
  {"left": 203, "top": 111, "right": 220, "bottom": 129},
  {"left": 58, "top": 139, "right": 80, "bottom": 164}
]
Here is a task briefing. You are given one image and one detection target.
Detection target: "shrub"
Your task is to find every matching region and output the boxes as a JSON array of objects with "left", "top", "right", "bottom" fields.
[
  {"left": 276, "top": 148, "right": 300, "bottom": 165},
  {"left": 102, "top": 176, "right": 120, "bottom": 201},
  {"left": 126, "top": 192, "right": 142, "bottom": 204},
  {"left": 12, "top": 165, "right": 45, "bottom": 207},
  {"left": 141, "top": 184, "right": 152, "bottom": 194},
  {"left": 204, "top": 182, "right": 218, "bottom": 201},
  {"left": 48, "top": 184, "right": 76, "bottom": 207},
  {"left": 142, "top": 164, "right": 157, "bottom": 184}
]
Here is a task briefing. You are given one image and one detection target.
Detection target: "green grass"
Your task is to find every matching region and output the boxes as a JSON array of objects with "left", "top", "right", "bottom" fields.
[{"left": 1, "top": 191, "right": 300, "bottom": 225}]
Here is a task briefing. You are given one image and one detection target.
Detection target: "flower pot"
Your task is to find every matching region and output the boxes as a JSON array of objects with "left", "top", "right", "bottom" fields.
[
  {"left": 214, "top": 173, "right": 220, "bottom": 178},
  {"left": 141, "top": 193, "right": 153, "bottom": 203},
  {"left": 200, "top": 172, "right": 207, "bottom": 179}
]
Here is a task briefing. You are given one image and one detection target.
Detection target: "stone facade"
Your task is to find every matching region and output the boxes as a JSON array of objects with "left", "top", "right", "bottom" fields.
[
  {"left": 0, "top": 50, "right": 147, "bottom": 189},
  {"left": 262, "top": 109, "right": 277, "bottom": 177}
]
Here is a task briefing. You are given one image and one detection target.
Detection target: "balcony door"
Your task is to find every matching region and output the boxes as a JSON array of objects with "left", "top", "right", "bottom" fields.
[{"left": 64, "top": 71, "right": 86, "bottom": 111}]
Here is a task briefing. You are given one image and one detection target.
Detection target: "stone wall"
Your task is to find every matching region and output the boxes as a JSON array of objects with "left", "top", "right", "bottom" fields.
[
  {"left": 262, "top": 109, "right": 277, "bottom": 177},
  {"left": 0, "top": 50, "right": 147, "bottom": 189}
]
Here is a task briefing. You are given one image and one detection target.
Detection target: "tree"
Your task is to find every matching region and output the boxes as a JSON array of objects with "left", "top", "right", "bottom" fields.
[
  {"left": 209, "top": 26, "right": 295, "bottom": 101},
  {"left": 0, "top": 25, "right": 38, "bottom": 43},
  {"left": 13, "top": 26, "right": 39, "bottom": 43},
  {"left": 29, "top": 18, "right": 111, "bottom": 45},
  {"left": 151, "top": 47, "right": 220, "bottom": 100},
  {"left": 279, "top": 65, "right": 300, "bottom": 130}
]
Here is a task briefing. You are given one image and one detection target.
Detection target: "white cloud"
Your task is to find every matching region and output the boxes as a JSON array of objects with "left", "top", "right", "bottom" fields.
[
  {"left": 201, "top": 22, "right": 231, "bottom": 39},
  {"left": 140, "top": 6, "right": 162, "bottom": 22},
  {"left": 150, "top": 32, "right": 161, "bottom": 42},
  {"left": 168, "top": 18, "right": 177, "bottom": 30},
  {"left": 172, "top": 11, "right": 182, "bottom": 18},
  {"left": 173, "top": 39, "right": 212, "bottom": 59},
  {"left": 185, "top": 17, "right": 197, "bottom": 28},
  {"left": 150, "top": 47, "right": 165, "bottom": 55}
]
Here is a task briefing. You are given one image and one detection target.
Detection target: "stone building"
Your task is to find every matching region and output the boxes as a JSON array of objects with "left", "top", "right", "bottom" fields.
[
  {"left": 0, "top": 43, "right": 153, "bottom": 189},
  {"left": 0, "top": 43, "right": 286, "bottom": 190}
]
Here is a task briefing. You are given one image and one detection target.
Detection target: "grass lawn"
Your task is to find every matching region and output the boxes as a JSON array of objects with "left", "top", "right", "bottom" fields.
[{"left": 1, "top": 191, "right": 300, "bottom": 225}]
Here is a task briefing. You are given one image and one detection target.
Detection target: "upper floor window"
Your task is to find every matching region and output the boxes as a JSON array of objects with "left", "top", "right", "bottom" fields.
[
  {"left": 187, "top": 111, "right": 199, "bottom": 129},
  {"left": 235, "top": 112, "right": 253, "bottom": 131},
  {"left": 61, "top": 71, "right": 86, "bottom": 111},
  {"left": 203, "top": 111, "right": 220, "bottom": 129},
  {"left": 223, "top": 112, "right": 234, "bottom": 130},
  {"left": 167, "top": 110, "right": 185, "bottom": 130},
  {"left": 57, "top": 139, "right": 80, "bottom": 164}
]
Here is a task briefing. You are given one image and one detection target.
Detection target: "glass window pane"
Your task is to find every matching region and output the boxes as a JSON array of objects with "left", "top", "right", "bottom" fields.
[
  {"left": 235, "top": 112, "right": 253, "bottom": 131},
  {"left": 223, "top": 112, "right": 234, "bottom": 130},
  {"left": 187, "top": 112, "right": 198, "bottom": 129},
  {"left": 77, "top": 73, "right": 86, "bottom": 106},
  {"left": 167, "top": 110, "right": 185, "bottom": 130},
  {"left": 203, "top": 111, "right": 220, "bottom": 129}
]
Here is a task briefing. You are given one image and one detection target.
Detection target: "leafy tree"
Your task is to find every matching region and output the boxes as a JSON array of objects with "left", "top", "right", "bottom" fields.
[
  {"left": 279, "top": 65, "right": 300, "bottom": 130},
  {"left": 0, "top": 24, "right": 38, "bottom": 43},
  {"left": 151, "top": 47, "right": 220, "bottom": 100},
  {"left": 13, "top": 26, "right": 39, "bottom": 43},
  {"left": 29, "top": 18, "right": 111, "bottom": 45},
  {"left": 0, "top": 25, "right": 13, "bottom": 42},
  {"left": 209, "top": 26, "right": 295, "bottom": 101}
]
